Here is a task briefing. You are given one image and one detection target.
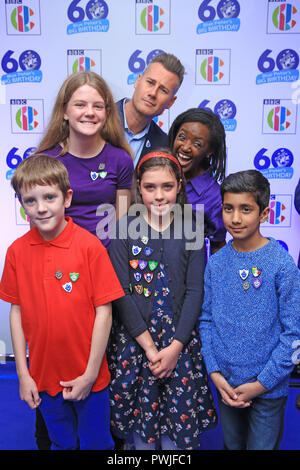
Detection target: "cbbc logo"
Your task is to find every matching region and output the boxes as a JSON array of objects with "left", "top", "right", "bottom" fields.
[
  {"left": 11, "top": 5, "right": 34, "bottom": 31},
  {"left": 267, "top": 1, "right": 300, "bottom": 34},
  {"left": 273, "top": 3, "right": 297, "bottom": 30},
  {"left": 262, "top": 99, "right": 297, "bottom": 134},
  {"left": 127, "top": 49, "right": 164, "bottom": 85},
  {"left": 67, "top": 0, "right": 110, "bottom": 34},
  {"left": 5, "top": 0, "right": 41, "bottom": 35},
  {"left": 201, "top": 56, "right": 224, "bottom": 82},
  {"left": 1, "top": 49, "right": 42, "bottom": 85},
  {"left": 73, "top": 56, "right": 95, "bottom": 72},
  {"left": 16, "top": 106, "right": 38, "bottom": 131},
  {"left": 198, "top": 99, "right": 237, "bottom": 131},
  {"left": 67, "top": 49, "right": 102, "bottom": 76},
  {"left": 264, "top": 195, "right": 292, "bottom": 227},
  {"left": 195, "top": 49, "right": 231, "bottom": 85},
  {"left": 197, "top": 0, "right": 241, "bottom": 34},
  {"left": 256, "top": 48, "right": 299, "bottom": 84},
  {"left": 268, "top": 105, "right": 291, "bottom": 131},
  {"left": 10, "top": 98, "right": 44, "bottom": 134},
  {"left": 135, "top": 0, "right": 170, "bottom": 34},
  {"left": 141, "top": 4, "right": 164, "bottom": 31}
]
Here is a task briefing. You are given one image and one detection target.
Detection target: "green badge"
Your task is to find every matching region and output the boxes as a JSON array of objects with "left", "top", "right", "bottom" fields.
[
  {"left": 99, "top": 171, "right": 107, "bottom": 179},
  {"left": 69, "top": 272, "right": 79, "bottom": 282},
  {"left": 148, "top": 261, "right": 158, "bottom": 271}
]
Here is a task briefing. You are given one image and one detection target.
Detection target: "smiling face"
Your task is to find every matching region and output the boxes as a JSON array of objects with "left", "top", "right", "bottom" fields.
[
  {"left": 21, "top": 183, "right": 73, "bottom": 241},
  {"left": 63, "top": 84, "right": 107, "bottom": 141},
  {"left": 138, "top": 166, "right": 181, "bottom": 225},
  {"left": 132, "top": 62, "right": 179, "bottom": 119},
  {"left": 172, "top": 121, "right": 212, "bottom": 180},
  {"left": 222, "top": 192, "right": 270, "bottom": 251}
]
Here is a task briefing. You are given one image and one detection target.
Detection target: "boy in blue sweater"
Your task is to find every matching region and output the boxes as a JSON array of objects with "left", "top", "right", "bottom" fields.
[{"left": 199, "top": 170, "right": 300, "bottom": 450}]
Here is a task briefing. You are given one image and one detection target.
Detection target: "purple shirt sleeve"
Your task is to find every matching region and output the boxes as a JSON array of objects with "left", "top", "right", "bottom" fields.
[{"left": 186, "top": 171, "right": 226, "bottom": 243}]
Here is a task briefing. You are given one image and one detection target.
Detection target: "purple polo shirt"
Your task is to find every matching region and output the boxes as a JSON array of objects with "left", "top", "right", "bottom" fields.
[
  {"left": 45, "top": 143, "right": 134, "bottom": 247},
  {"left": 186, "top": 170, "right": 226, "bottom": 243}
]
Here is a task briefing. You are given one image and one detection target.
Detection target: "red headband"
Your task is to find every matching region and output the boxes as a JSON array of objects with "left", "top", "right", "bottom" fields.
[{"left": 137, "top": 151, "right": 182, "bottom": 178}]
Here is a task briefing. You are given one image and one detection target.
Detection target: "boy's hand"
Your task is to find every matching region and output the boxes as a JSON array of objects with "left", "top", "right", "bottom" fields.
[
  {"left": 210, "top": 372, "right": 251, "bottom": 408},
  {"left": 19, "top": 374, "right": 41, "bottom": 410},
  {"left": 60, "top": 374, "right": 94, "bottom": 401},
  {"left": 234, "top": 381, "right": 267, "bottom": 403}
]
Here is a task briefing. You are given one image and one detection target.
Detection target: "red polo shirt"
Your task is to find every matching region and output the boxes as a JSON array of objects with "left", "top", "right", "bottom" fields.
[{"left": 0, "top": 217, "right": 124, "bottom": 396}]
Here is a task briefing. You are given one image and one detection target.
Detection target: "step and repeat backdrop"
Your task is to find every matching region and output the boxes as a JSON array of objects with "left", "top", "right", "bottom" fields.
[{"left": 0, "top": 0, "right": 299, "bottom": 354}]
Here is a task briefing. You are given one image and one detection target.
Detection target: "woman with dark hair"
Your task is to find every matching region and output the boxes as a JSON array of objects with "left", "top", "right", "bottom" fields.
[{"left": 168, "top": 108, "right": 227, "bottom": 254}]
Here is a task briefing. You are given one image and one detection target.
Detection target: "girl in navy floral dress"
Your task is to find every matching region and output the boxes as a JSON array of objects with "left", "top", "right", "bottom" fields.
[{"left": 108, "top": 150, "right": 217, "bottom": 450}]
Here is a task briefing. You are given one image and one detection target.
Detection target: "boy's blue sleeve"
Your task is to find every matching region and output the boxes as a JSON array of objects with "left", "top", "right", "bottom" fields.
[
  {"left": 257, "top": 257, "right": 300, "bottom": 391},
  {"left": 199, "top": 262, "right": 221, "bottom": 376}
]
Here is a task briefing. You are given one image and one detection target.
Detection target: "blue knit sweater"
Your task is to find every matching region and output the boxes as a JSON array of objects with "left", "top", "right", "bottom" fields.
[{"left": 199, "top": 238, "right": 300, "bottom": 398}]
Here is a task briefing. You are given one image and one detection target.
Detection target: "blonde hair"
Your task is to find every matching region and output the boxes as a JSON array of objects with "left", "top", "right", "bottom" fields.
[
  {"left": 36, "top": 71, "right": 133, "bottom": 157},
  {"left": 12, "top": 154, "right": 70, "bottom": 202}
]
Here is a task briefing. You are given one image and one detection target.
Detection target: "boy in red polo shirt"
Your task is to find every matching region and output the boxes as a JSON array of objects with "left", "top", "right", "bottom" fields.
[{"left": 0, "top": 154, "right": 124, "bottom": 450}]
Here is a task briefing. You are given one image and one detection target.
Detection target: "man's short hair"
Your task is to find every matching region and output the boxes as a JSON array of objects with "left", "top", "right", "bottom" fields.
[
  {"left": 11, "top": 154, "right": 70, "bottom": 202},
  {"left": 220, "top": 170, "right": 270, "bottom": 213},
  {"left": 147, "top": 52, "right": 185, "bottom": 88}
]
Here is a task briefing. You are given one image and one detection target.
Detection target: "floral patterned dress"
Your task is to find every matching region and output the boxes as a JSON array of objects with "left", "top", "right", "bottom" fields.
[{"left": 108, "top": 263, "right": 217, "bottom": 450}]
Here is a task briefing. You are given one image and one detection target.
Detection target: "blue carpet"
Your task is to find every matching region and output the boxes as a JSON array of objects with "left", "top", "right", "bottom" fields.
[{"left": 0, "top": 361, "right": 299, "bottom": 451}]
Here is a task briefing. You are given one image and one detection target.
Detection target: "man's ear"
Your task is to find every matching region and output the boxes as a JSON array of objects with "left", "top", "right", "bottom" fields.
[{"left": 134, "top": 74, "right": 142, "bottom": 90}]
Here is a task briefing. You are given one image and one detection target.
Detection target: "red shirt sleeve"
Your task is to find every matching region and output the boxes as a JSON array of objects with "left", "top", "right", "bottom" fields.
[{"left": 0, "top": 246, "right": 20, "bottom": 305}]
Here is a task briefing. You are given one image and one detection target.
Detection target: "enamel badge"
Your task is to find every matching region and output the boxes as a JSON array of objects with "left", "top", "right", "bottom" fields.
[
  {"left": 143, "top": 287, "right": 152, "bottom": 297},
  {"left": 55, "top": 270, "right": 63, "bottom": 280},
  {"left": 129, "top": 260, "right": 139, "bottom": 269},
  {"left": 144, "top": 272, "right": 153, "bottom": 283},
  {"left": 99, "top": 171, "right": 107, "bottom": 179},
  {"left": 252, "top": 267, "right": 261, "bottom": 277},
  {"left": 148, "top": 261, "right": 158, "bottom": 271},
  {"left": 62, "top": 282, "right": 72, "bottom": 293},
  {"left": 242, "top": 281, "right": 250, "bottom": 291},
  {"left": 253, "top": 278, "right": 262, "bottom": 289},
  {"left": 139, "top": 260, "right": 147, "bottom": 270},
  {"left": 69, "top": 273, "right": 79, "bottom": 282},
  {"left": 141, "top": 236, "right": 148, "bottom": 245},
  {"left": 132, "top": 245, "right": 142, "bottom": 256},
  {"left": 239, "top": 269, "right": 249, "bottom": 280},
  {"left": 90, "top": 171, "right": 98, "bottom": 181},
  {"left": 134, "top": 272, "right": 142, "bottom": 282},
  {"left": 145, "top": 247, "right": 153, "bottom": 256},
  {"left": 135, "top": 285, "right": 143, "bottom": 295}
]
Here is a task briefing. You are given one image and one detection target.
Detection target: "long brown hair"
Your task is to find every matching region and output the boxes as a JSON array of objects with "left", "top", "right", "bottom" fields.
[{"left": 36, "top": 71, "right": 133, "bottom": 157}]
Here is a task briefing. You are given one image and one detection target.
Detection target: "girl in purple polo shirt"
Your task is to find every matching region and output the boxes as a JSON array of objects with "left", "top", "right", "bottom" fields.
[
  {"left": 168, "top": 108, "right": 227, "bottom": 255},
  {"left": 36, "top": 71, "right": 134, "bottom": 248}
]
